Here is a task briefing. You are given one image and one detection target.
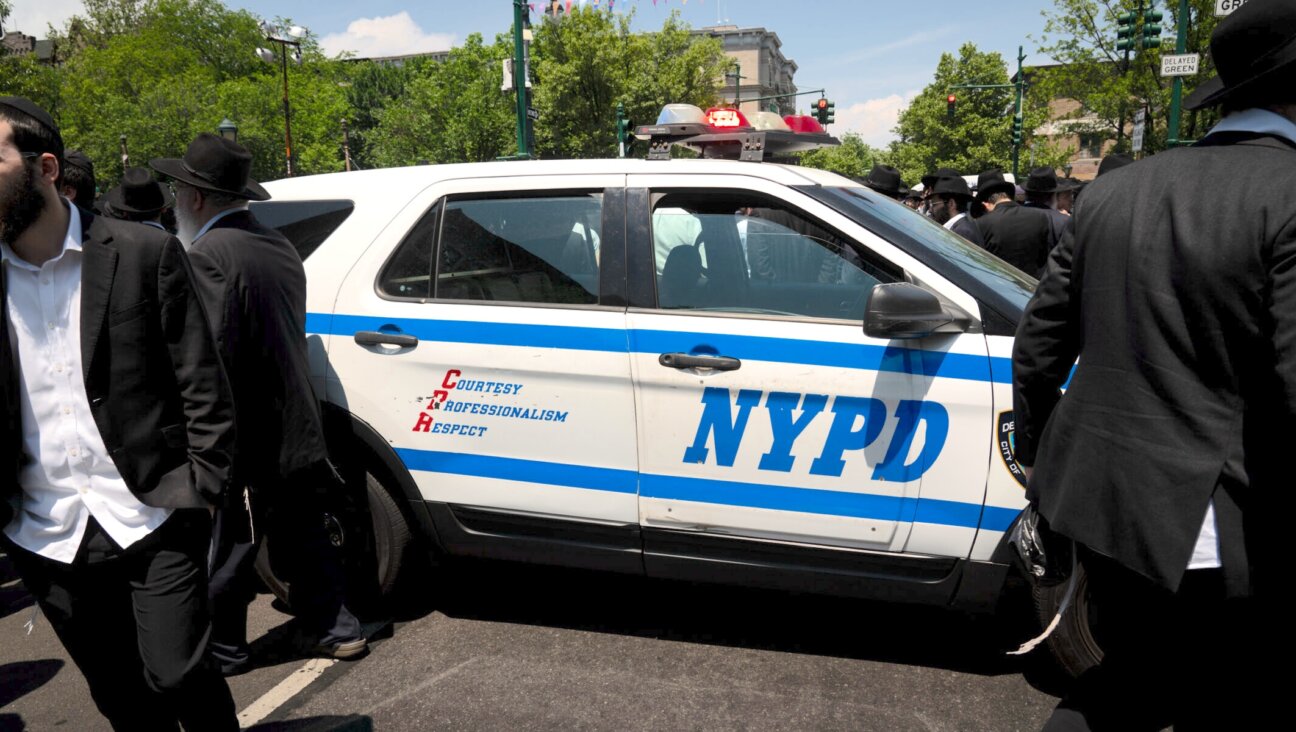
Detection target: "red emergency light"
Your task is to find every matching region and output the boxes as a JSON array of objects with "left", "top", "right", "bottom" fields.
[
  {"left": 783, "top": 115, "right": 826, "bottom": 134},
  {"left": 705, "top": 107, "right": 749, "bottom": 129}
]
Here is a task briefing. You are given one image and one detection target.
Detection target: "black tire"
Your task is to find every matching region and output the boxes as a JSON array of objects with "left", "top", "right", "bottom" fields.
[
  {"left": 1032, "top": 561, "right": 1104, "bottom": 679},
  {"left": 256, "top": 469, "right": 415, "bottom": 616}
]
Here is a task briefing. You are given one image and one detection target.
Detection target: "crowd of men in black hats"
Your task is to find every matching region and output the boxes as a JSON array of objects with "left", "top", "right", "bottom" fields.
[
  {"left": 859, "top": 154, "right": 1135, "bottom": 280},
  {"left": 1, "top": 94, "right": 366, "bottom": 732}
]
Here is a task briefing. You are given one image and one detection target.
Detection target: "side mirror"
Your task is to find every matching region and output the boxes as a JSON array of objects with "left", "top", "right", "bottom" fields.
[{"left": 864, "top": 282, "right": 973, "bottom": 339}]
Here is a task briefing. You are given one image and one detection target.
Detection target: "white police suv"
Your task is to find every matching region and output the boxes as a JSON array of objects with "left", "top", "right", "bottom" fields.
[{"left": 250, "top": 106, "right": 1094, "bottom": 676}]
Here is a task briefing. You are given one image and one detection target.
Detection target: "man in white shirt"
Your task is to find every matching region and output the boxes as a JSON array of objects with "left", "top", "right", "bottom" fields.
[{"left": 0, "top": 97, "right": 237, "bottom": 731}]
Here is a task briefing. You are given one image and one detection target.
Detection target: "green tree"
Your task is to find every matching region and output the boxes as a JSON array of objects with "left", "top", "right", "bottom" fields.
[
  {"left": 1033, "top": 0, "right": 1224, "bottom": 154},
  {"left": 530, "top": 8, "right": 728, "bottom": 159},
  {"left": 0, "top": 51, "right": 62, "bottom": 115},
  {"left": 798, "top": 133, "right": 888, "bottom": 181},
  {"left": 887, "top": 43, "right": 1065, "bottom": 184},
  {"left": 47, "top": 0, "right": 351, "bottom": 184},
  {"left": 341, "top": 58, "right": 429, "bottom": 169},
  {"left": 366, "top": 33, "right": 516, "bottom": 166}
]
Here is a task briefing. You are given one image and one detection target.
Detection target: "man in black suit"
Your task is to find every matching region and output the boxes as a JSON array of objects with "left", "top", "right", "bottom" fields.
[
  {"left": 925, "top": 174, "right": 984, "bottom": 247},
  {"left": 974, "top": 168, "right": 1056, "bottom": 277},
  {"left": 0, "top": 98, "right": 237, "bottom": 730},
  {"left": 59, "top": 149, "right": 96, "bottom": 211},
  {"left": 1019, "top": 166, "right": 1071, "bottom": 245},
  {"left": 151, "top": 134, "right": 366, "bottom": 675},
  {"left": 860, "top": 163, "right": 906, "bottom": 200},
  {"left": 101, "top": 167, "right": 174, "bottom": 232},
  {"left": 1012, "top": 2, "right": 1295, "bottom": 727}
]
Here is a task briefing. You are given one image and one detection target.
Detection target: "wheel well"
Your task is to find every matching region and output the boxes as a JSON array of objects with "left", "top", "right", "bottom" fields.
[{"left": 320, "top": 402, "right": 444, "bottom": 555}]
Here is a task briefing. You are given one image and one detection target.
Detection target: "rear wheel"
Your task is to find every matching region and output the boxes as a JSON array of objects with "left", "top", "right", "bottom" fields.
[
  {"left": 255, "top": 469, "right": 415, "bottom": 617},
  {"left": 1032, "top": 562, "right": 1104, "bottom": 678}
]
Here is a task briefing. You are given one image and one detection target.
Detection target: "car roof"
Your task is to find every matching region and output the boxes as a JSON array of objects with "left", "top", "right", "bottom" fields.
[{"left": 260, "top": 158, "right": 859, "bottom": 200}]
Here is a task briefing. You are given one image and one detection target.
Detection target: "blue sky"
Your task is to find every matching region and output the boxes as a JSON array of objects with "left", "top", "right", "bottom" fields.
[{"left": 9, "top": 0, "right": 1060, "bottom": 146}]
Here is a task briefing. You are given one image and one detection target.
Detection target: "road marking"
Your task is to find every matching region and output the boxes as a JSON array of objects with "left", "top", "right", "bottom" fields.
[
  {"left": 237, "top": 657, "right": 337, "bottom": 728},
  {"left": 362, "top": 657, "right": 478, "bottom": 715}
]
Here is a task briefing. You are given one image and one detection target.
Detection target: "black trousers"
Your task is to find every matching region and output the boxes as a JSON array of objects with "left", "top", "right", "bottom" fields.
[
  {"left": 8, "top": 509, "right": 237, "bottom": 732},
  {"left": 208, "top": 475, "right": 361, "bottom": 668},
  {"left": 1042, "top": 547, "right": 1268, "bottom": 732}
]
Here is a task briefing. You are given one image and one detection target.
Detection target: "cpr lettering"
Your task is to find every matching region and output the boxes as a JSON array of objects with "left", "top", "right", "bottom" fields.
[{"left": 682, "top": 387, "right": 949, "bottom": 481}]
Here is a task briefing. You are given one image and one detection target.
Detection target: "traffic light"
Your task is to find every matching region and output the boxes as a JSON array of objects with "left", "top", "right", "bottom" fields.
[
  {"left": 946, "top": 94, "right": 957, "bottom": 120},
  {"left": 1116, "top": 10, "right": 1137, "bottom": 51},
  {"left": 615, "top": 102, "right": 633, "bottom": 158},
  {"left": 814, "top": 97, "right": 832, "bottom": 125},
  {"left": 1142, "top": 5, "right": 1163, "bottom": 48},
  {"left": 1012, "top": 114, "right": 1024, "bottom": 145},
  {"left": 823, "top": 99, "right": 835, "bottom": 125}
]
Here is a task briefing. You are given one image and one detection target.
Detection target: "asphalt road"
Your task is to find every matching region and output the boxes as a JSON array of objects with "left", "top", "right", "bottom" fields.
[{"left": 2, "top": 552, "right": 1067, "bottom": 731}]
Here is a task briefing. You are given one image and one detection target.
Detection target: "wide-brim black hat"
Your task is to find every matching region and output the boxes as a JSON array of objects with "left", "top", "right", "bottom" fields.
[
  {"left": 974, "top": 169, "right": 1015, "bottom": 201},
  {"left": 1096, "top": 153, "right": 1134, "bottom": 177},
  {"left": 863, "top": 164, "right": 906, "bottom": 198},
  {"left": 929, "top": 174, "right": 973, "bottom": 200},
  {"left": 104, "top": 167, "right": 174, "bottom": 215},
  {"left": 1023, "top": 166, "right": 1065, "bottom": 194},
  {"left": 150, "top": 132, "right": 269, "bottom": 201},
  {"left": 1185, "top": 0, "right": 1296, "bottom": 110}
]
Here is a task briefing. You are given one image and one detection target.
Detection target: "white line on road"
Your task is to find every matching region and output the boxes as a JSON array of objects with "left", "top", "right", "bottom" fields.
[{"left": 237, "top": 657, "right": 338, "bottom": 728}]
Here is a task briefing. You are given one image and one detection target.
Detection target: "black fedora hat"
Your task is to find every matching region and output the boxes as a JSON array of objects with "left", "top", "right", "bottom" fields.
[
  {"left": 1023, "top": 166, "right": 1064, "bottom": 194},
  {"left": 974, "top": 168, "right": 1015, "bottom": 201},
  {"left": 149, "top": 133, "right": 269, "bottom": 201},
  {"left": 929, "top": 174, "right": 973, "bottom": 200},
  {"left": 104, "top": 167, "right": 174, "bottom": 215},
  {"left": 1185, "top": 0, "right": 1296, "bottom": 110},
  {"left": 921, "top": 167, "right": 961, "bottom": 189},
  {"left": 863, "top": 164, "right": 906, "bottom": 198}
]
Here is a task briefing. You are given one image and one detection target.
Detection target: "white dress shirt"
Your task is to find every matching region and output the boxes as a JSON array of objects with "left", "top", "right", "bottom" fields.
[
  {"left": 943, "top": 212, "right": 969, "bottom": 231},
  {"left": 2, "top": 200, "right": 172, "bottom": 563}
]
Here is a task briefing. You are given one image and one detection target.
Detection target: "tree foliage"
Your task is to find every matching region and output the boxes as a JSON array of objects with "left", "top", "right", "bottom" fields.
[
  {"left": 1033, "top": 0, "right": 1224, "bottom": 153},
  {"left": 887, "top": 43, "right": 1067, "bottom": 184},
  {"left": 798, "top": 133, "right": 888, "bottom": 181},
  {"left": 530, "top": 8, "right": 728, "bottom": 159}
]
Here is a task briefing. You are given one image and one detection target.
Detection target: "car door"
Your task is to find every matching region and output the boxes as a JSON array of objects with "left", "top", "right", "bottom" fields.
[
  {"left": 625, "top": 174, "right": 993, "bottom": 558},
  {"left": 326, "top": 174, "right": 641, "bottom": 531}
]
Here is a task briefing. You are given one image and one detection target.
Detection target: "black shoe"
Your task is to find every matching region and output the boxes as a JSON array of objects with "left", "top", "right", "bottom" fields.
[
  {"left": 311, "top": 637, "right": 368, "bottom": 660},
  {"left": 218, "top": 657, "right": 252, "bottom": 677}
]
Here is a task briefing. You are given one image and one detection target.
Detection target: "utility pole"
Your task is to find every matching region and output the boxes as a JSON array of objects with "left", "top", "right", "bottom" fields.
[
  {"left": 1166, "top": 0, "right": 1190, "bottom": 147},
  {"left": 341, "top": 118, "right": 353, "bottom": 171}
]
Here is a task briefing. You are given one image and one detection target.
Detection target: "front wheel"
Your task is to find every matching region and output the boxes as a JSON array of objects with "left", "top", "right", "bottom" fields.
[
  {"left": 1032, "top": 562, "right": 1104, "bottom": 678},
  {"left": 256, "top": 470, "right": 415, "bottom": 616}
]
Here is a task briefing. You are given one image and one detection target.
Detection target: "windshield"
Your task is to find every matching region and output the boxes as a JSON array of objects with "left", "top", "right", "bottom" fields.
[{"left": 799, "top": 185, "right": 1036, "bottom": 324}]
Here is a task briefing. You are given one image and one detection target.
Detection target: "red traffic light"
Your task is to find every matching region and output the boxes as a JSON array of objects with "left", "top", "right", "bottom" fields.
[
  {"left": 947, "top": 94, "right": 957, "bottom": 104},
  {"left": 816, "top": 97, "right": 829, "bottom": 110}
]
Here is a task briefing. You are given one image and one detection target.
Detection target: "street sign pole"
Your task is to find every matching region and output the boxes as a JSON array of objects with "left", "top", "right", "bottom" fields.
[
  {"left": 1167, "top": 0, "right": 1190, "bottom": 147},
  {"left": 511, "top": 0, "right": 531, "bottom": 159}
]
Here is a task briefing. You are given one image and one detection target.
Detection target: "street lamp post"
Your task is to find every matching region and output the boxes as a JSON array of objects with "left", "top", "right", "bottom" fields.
[
  {"left": 258, "top": 23, "right": 304, "bottom": 176},
  {"left": 217, "top": 118, "right": 238, "bottom": 143}
]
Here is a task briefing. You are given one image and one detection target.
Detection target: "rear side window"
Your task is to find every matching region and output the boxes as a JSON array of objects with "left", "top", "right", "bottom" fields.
[
  {"left": 436, "top": 194, "right": 601, "bottom": 305},
  {"left": 248, "top": 200, "right": 354, "bottom": 260}
]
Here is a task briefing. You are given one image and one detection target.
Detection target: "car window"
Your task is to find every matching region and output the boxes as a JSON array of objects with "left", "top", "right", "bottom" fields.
[
  {"left": 651, "top": 190, "right": 899, "bottom": 320},
  {"left": 436, "top": 194, "right": 602, "bottom": 305},
  {"left": 378, "top": 201, "right": 439, "bottom": 299},
  {"left": 247, "top": 199, "right": 354, "bottom": 260}
]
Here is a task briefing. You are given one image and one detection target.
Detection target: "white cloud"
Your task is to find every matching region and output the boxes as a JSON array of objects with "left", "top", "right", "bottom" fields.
[
  {"left": 3, "top": 0, "right": 81, "bottom": 37},
  {"left": 319, "top": 12, "right": 455, "bottom": 59},
  {"left": 836, "top": 91, "right": 919, "bottom": 148}
]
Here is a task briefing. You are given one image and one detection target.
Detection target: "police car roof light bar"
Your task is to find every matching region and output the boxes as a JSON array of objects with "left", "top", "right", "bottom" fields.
[{"left": 637, "top": 103, "right": 839, "bottom": 161}]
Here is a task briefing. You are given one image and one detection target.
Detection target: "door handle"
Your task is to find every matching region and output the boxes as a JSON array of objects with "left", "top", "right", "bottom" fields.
[
  {"left": 659, "top": 352, "right": 741, "bottom": 371},
  {"left": 354, "top": 330, "right": 418, "bottom": 348}
]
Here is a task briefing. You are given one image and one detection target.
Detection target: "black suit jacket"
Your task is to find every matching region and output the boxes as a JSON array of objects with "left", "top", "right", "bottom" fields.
[
  {"left": 1, "top": 209, "right": 235, "bottom": 526},
  {"left": 1021, "top": 201, "right": 1069, "bottom": 247},
  {"left": 977, "top": 201, "right": 1055, "bottom": 277},
  {"left": 1012, "top": 133, "right": 1296, "bottom": 595},
  {"left": 948, "top": 213, "right": 985, "bottom": 248},
  {"left": 186, "top": 210, "right": 328, "bottom": 485}
]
